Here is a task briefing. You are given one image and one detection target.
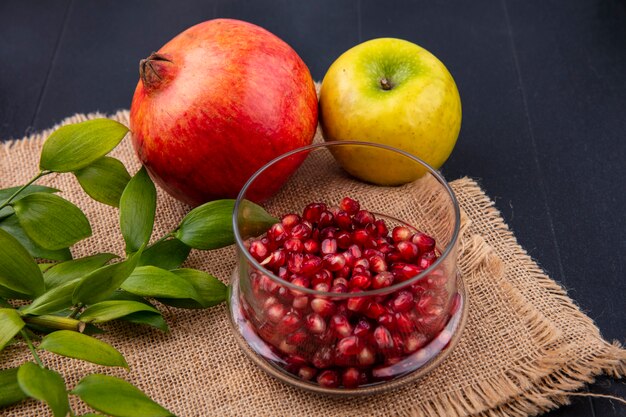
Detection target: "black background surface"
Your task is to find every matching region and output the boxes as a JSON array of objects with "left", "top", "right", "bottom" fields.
[{"left": 1, "top": 1, "right": 624, "bottom": 416}]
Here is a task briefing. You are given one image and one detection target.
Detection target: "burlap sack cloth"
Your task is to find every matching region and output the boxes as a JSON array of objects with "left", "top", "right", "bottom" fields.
[{"left": 1, "top": 110, "right": 624, "bottom": 417}]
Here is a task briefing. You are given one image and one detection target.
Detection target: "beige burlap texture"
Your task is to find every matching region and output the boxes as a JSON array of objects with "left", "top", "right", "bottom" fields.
[{"left": 1, "top": 111, "right": 624, "bottom": 417}]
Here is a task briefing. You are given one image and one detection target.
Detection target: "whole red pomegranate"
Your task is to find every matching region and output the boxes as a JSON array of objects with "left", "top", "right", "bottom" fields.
[{"left": 130, "top": 19, "right": 318, "bottom": 206}]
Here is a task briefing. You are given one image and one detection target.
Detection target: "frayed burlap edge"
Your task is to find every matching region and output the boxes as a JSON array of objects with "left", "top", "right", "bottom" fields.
[{"left": 2, "top": 110, "right": 624, "bottom": 417}]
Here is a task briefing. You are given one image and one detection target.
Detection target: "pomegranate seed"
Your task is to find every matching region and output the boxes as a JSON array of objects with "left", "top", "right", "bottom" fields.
[
  {"left": 279, "top": 339, "right": 297, "bottom": 354},
  {"left": 312, "top": 269, "right": 332, "bottom": 286},
  {"left": 385, "top": 250, "right": 403, "bottom": 264},
  {"left": 412, "top": 232, "right": 436, "bottom": 252},
  {"left": 374, "top": 219, "right": 389, "bottom": 237},
  {"left": 342, "top": 367, "right": 361, "bottom": 388},
  {"left": 305, "top": 313, "right": 327, "bottom": 334},
  {"left": 335, "top": 211, "right": 353, "bottom": 230},
  {"left": 391, "top": 290, "right": 415, "bottom": 312},
  {"left": 317, "top": 370, "right": 340, "bottom": 388},
  {"left": 365, "top": 223, "right": 377, "bottom": 236},
  {"left": 303, "top": 203, "right": 327, "bottom": 223},
  {"left": 392, "top": 263, "right": 423, "bottom": 281},
  {"left": 298, "top": 366, "right": 317, "bottom": 381},
  {"left": 415, "top": 314, "right": 445, "bottom": 335},
  {"left": 353, "top": 210, "right": 375, "bottom": 227},
  {"left": 373, "top": 326, "right": 394, "bottom": 350},
  {"left": 311, "top": 298, "right": 335, "bottom": 316},
  {"left": 357, "top": 345, "right": 376, "bottom": 366},
  {"left": 303, "top": 238, "right": 320, "bottom": 254},
  {"left": 336, "top": 336, "right": 361, "bottom": 355},
  {"left": 263, "top": 296, "right": 279, "bottom": 310},
  {"left": 313, "top": 282, "right": 330, "bottom": 292},
  {"left": 278, "top": 311, "right": 301, "bottom": 334},
  {"left": 347, "top": 290, "right": 367, "bottom": 312},
  {"left": 332, "top": 277, "right": 349, "bottom": 287},
  {"left": 335, "top": 265, "right": 351, "bottom": 278},
  {"left": 342, "top": 250, "right": 357, "bottom": 268},
  {"left": 378, "top": 313, "right": 395, "bottom": 330},
  {"left": 312, "top": 346, "right": 334, "bottom": 369},
  {"left": 249, "top": 240, "right": 269, "bottom": 261},
  {"left": 301, "top": 255, "right": 323, "bottom": 275},
  {"left": 372, "top": 271, "right": 394, "bottom": 289},
  {"left": 392, "top": 226, "right": 412, "bottom": 242},
  {"left": 368, "top": 255, "right": 388, "bottom": 273},
  {"left": 260, "top": 236, "right": 275, "bottom": 251},
  {"left": 260, "top": 250, "right": 286, "bottom": 269},
  {"left": 287, "top": 253, "right": 304, "bottom": 273},
  {"left": 285, "top": 354, "right": 308, "bottom": 366},
  {"left": 331, "top": 314, "right": 353, "bottom": 338},
  {"left": 353, "top": 258, "right": 370, "bottom": 270},
  {"left": 321, "top": 238, "right": 338, "bottom": 254},
  {"left": 418, "top": 251, "right": 437, "bottom": 269},
  {"left": 284, "top": 238, "right": 304, "bottom": 253},
  {"left": 287, "top": 329, "right": 309, "bottom": 345},
  {"left": 320, "top": 227, "right": 337, "bottom": 240},
  {"left": 363, "top": 248, "right": 382, "bottom": 258},
  {"left": 260, "top": 275, "right": 280, "bottom": 294},
  {"left": 394, "top": 312, "right": 415, "bottom": 333},
  {"left": 292, "top": 295, "right": 309, "bottom": 310},
  {"left": 317, "top": 328, "right": 335, "bottom": 344},
  {"left": 352, "top": 229, "right": 377, "bottom": 248},
  {"left": 280, "top": 213, "right": 301, "bottom": 230},
  {"left": 290, "top": 275, "right": 310, "bottom": 294},
  {"left": 416, "top": 291, "right": 440, "bottom": 316},
  {"left": 266, "top": 303, "right": 286, "bottom": 324},
  {"left": 353, "top": 318, "right": 373, "bottom": 338},
  {"left": 378, "top": 242, "right": 393, "bottom": 254},
  {"left": 364, "top": 301, "right": 386, "bottom": 319},
  {"left": 322, "top": 253, "right": 346, "bottom": 271},
  {"left": 404, "top": 333, "right": 429, "bottom": 353},
  {"left": 267, "top": 223, "right": 288, "bottom": 245},
  {"left": 318, "top": 211, "right": 335, "bottom": 228},
  {"left": 330, "top": 283, "right": 348, "bottom": 294},
  {"left": 257, "top": 322, "right": 277, "bottom": 343},
  {"left": 340, "top": 197, "right": 360, "bottom": 215},
  {"left": 290, "top": 222, "right": 312, "bottom": 240},
  {"left": 335, "top": 231, "right": 352, "bottom": 249},
  {"left": 351, "top": 265, "right": 371, "bottom": 277},
  {"left": 396, "top": 241, "right": 419, "bottom": 261},
  {"left": 349, "top": 274, "right": 372, "bottom": 290}
]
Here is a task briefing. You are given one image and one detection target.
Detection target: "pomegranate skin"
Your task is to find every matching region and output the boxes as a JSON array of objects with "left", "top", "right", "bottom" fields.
[{"left": 130, "top": 19, "right": 318, "bottom": 206}]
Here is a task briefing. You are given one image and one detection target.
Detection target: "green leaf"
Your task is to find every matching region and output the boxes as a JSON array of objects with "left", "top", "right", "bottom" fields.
[
  {"left": 0, "top": 206, "right": 14, "bottom": 220},
  {"left": 75, "top": 156, "right": 131, "bottom": 207},
  {"left": 44, "top": 253, "right": 118, "bottom": 288},
  {"left": 0, "top": 367, "right": 28, "bottom": 407},
  {"left": 138, "top": 238, "right": 190, "bottom": 270},
  {"left": 0, "top": 228, "right": 45, "bottom": 297},
  {"left": 39, "top": 119, "right": 129, "bottom": 172},
  {"left": 12, "top": 193, "right": 92, "bottom": 250},
  {"left": 73, "top": 252, "right": 141, "bottom": 305},
  {"left": 17, "top": 362, "right": 69, "bottom": 417},
  {"left": 238, "top": 199, "right": 280, "bottom": 237},
  {"left": 0, "top": 184, "right": 59, "bottom": 204},
  {"left": 39, "top": 330, "right": 128, "bottom": 368},
  {"left": 160, "top": 269, "right": 227, "bottom": 309},
  {"left": 0, "top": 215, "right": 72, "bottom": 262},
  {"left": 72, "top": 374, "right": 173, "bottom": 417},
  {"left": 22, "top": 280, "right": 78, "bottom": 315},
  {"left": 120, "top": 167, "right": 156, "bottom": 253},
  {"left": 120, "top": 266, "right": 199, "bottom": 301},
  {"left": 121, "top": 311, "right": 168, "bottom": 332},
  {"left": 174, "top": 199, "right": 235, "bottom": 250},
  {"left": 80, "top": 300, "right": 159, "bottom": 323},
  {"left": 0, "top": 308, "right": 25, "bottom": 350},
  {"left": 38, "top": 263, "right": 57, "bottom": 273}
]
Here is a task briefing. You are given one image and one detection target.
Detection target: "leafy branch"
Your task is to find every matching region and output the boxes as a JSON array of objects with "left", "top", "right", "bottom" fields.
[{"left": 0, "top": 119, "right": 277, "bottom": 416}]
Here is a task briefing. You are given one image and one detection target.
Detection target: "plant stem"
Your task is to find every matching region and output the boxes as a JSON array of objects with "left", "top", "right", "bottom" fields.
[
  {"left": 20, "top": 329, "right": 44, "bottom": 368},
  {"left": 151, "top": 231, "right": 175, "bottom": 247},
  {"left": 68, "top": 303, "right": 84, "bottom": 319},
  {"left": 24, "top": 315, "right": 86, "bottom": 333},
  {"left": 0, "top": 170, "right": 50, "bottom": 210}
]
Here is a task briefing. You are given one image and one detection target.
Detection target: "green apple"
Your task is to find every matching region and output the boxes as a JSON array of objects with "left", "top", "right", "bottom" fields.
[{"left": 319, "top": 38, "right": 462, "bottom": 185}]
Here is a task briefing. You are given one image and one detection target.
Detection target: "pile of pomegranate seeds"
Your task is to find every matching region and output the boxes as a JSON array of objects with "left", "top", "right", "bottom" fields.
[{"left": 241, "top": 197, "right": 452, "bottom": 388}]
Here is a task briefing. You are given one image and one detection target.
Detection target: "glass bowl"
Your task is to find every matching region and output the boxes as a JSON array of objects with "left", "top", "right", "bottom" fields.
[{"left": 228, "top": 141, "right": 467, "bottom": 395}]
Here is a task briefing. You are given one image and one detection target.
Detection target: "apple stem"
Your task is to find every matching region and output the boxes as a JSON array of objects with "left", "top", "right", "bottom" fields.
[{"left": 379, "top": 77, "right": 393, "bottom": 91}]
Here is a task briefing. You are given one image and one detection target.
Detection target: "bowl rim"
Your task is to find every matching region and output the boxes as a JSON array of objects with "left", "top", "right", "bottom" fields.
[{"left": 232, "top": 140, "right": 461, "bottom": 298}]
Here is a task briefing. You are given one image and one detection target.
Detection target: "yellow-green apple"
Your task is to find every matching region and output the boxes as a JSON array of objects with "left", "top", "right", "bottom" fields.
[
  {"left": 130, "top": 19, "right": 318, "bottom": 206},
  {"left": 319, "top": 38, "right": 461, "bottom": 185}
]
